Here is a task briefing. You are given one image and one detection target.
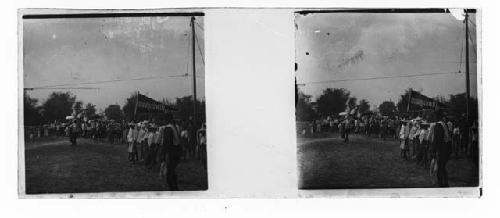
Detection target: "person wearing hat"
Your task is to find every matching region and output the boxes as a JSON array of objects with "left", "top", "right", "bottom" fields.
[
  {"left": 380, "top": 118, "right": 388, "bottom": 141},
  {"left": 338, "top": 119, "right": 345, "bottom": 140},
  {"left": 69, "top": 119, "right": 81, "bottom": 145},
  {"left": 399, "top": 121, "right": 410, "bottom": 161},
  {"left": 409, "top": 121, "right": 419, "bottom": 159},
  {"left": 145, "top": 124, "right": 157, "bottom": 169},
  {"left": 430, "top": 110, "right": 452, "bottom": 187},
  {"left": 159, "top": 113, "right": 182, "bottom": 191},
  {"left": 127, "top": 123, "right": 139, "bottom": 164},
  {"left": 197, "top": 123, "right": 207, "bottom": 169},
  {"left": 137, "top": 122, "right": 148, "bottom": 162}
]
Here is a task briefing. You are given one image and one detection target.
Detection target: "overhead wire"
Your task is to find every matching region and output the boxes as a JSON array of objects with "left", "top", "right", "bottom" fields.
[
  {"left": 300, "top": 71, "right": 461, "bottom": 85},
  {"left": 28, "top": 74, "right": 193, "bottom": 90},
  {"left": 195, "top": 21, "right": 204, "bottom": 31},
  {"left": 185, "top": 25, "right": 192, "bottom": 95},
  {"left": 458, "top": 21, "right": 464, "bottom": 73},
  {"left": 25, "top": 87, "right": 100, "bottom": 90},
  {"left": 194, "top": 32, "right": 205, "bottom": 65},
  {"left": 467, "top": 29, "right": 478, "bottom": 58}
]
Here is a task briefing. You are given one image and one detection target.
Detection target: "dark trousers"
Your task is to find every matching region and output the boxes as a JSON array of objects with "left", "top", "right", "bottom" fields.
[
  {"left": 437, "top": 148, "right": 450, "bottom": 187},
  {"left": 344, "top": 129, "right": 349, "bottom": 142},
  {"left": 145, "top": 144, "right": 158, "bottom": 169},
  {"left": 167, "top": 146, "right": 182, "bottom": 191},
  {"left": 69, "top": 132, "right": 78, "bottom": 145}
]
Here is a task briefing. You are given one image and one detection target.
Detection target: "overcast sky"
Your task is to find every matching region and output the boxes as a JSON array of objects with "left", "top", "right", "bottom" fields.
[
  {"left": 24, "top": 16, "right": 204, "bottom": 111},
  {"left": 296, "top": 12, "right": 478, "bottom": 109}
]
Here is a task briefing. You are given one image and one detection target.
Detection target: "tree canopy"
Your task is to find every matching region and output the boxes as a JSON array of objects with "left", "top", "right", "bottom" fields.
[
  {"left": 358, "top": 99, "right": 371, "bottom": 114},
  {"left": 23, "top": 91, "right": 44, "bottom": 126},
  {"left": 347, "top": 97, "right": 357, "bottom": 110},
  {"left": 122, "top": 92, "right": 138, "bottom": 121},
  {"left": 104, "top": 104, "right": 123, "bottom": 121},
  {"left": 316, "top": 88, "right": 350, "bottom": 117},
  {"left": 296, "top": 91, "right": 317, "bottom": 121},
  {"left": 379, "top": 101, "right": 396, "bottom": 116},
  {"left": 174, "top": 96, "right": 205, "bottom": 123},
  {"left": 41, "top": 92, "right": 76, "bottom": 122},
  {"left": 84, "top": 103, "right": 97, "bottom": 118}
]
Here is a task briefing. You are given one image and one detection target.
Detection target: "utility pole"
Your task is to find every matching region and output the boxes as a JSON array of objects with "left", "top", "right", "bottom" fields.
[
  {"left": 191, "top": 16, "right": 198, "bottom": 128},
  {"left": 465, "top": 11, "right": 471, "bottom": 126}
]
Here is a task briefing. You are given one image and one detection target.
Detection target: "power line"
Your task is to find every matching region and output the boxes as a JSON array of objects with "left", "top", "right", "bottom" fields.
[
  {"left": 458, "top": 26, "right": 464, "bottom": 73},
  {"left": 28, "top": 75, "right": 193, "bottom": 89},
  {"left": 185, "top": 28, "right": 192, "bottom": 94},
  {"left": 468, "top": 19, "right": 476, "bottom": 28},
  {"left": 24, "top": 87, "right": 100, "bottom": 90},
  {"left": 300, "top": 71, "right": 461, "bottom": 85},
  {"left": 194, "top": 32, "right": 205, "bottom": 65},
  {"left": 195, "top": 21, "right": 204, "bottom": 31},
  {"left": 467, "top": 29, "right": 478, "bottom": 58}
]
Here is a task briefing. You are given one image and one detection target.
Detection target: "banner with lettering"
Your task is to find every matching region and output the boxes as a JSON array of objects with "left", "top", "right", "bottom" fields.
[{"left": 134, "top": 93, "right": 177, "bottom": 115}]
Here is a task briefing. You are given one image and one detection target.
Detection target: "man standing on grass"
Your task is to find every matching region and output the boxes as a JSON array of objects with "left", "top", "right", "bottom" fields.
[
  {"left": 69, "top": 120, "right": 81, "bottom": 145},
  {"left": 431, "top": 111, "right": 451, "bottom": 187},
  {"left": 160, "top": 113, "right": 182, "bottom": 191},
  {"left": 343, "top": 117, "right": 350, "bottom": 142}
]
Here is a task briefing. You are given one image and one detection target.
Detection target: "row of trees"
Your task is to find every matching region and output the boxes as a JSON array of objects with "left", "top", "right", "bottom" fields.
[
  {"left": 23, "top": 91, "right": 205, "bottom": 126},
  {"left": 24, "top": 91, "right": 97, "bottom": 126},
  {"left": 296, "top": 88, "right": 478, "bottom": 121},
  {"left": 296, "top": 88, "right": 372, "bottom": 121}
]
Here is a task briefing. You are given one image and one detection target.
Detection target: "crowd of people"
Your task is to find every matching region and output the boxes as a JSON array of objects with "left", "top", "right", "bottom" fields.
[
  {"left": 25, "top": 114, "right": 207, "bottom": 191},
  {"left": 25, "top": 119, "right": 126, "bottom": 144},
  {"left": 300, "top": 111, "right": 479, "bottom": 187},
  {"left": 125, "top": 113, "right": 207, "bottom": 191}
]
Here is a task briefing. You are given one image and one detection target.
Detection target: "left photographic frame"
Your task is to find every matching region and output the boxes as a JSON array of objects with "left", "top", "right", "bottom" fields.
[{"left": 19, "top": 9, "right": 208, "bottom": 196}]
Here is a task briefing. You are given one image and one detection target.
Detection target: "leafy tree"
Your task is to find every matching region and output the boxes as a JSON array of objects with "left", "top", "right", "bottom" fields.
[
  {"left": 379, "top": 101, "right": 396, "bottom": 116},
  {"left": 41, "top": 92, "right": 76, "bottom": 122},
  {"left": 358, "top": 99, "right": 371, "bottom": 114},
  {"left": 174, "top": 96, "right": 206, "bottom": 123},
  {"left": 23, "top": 91, "right": 44, "bottom": 126},
  {"left": 396, "top": 89, "right": 412, "bottom": 113},
  {"left": 73, "top": 101, "right": 83, "bottom": 113},
  {"left": 316, "top": 88, "right": 350, "bottom": 117},
  {"left": 296, "top": 91, "right": 317, "bottom": 121},
  {"left": 104, "top": 104, "right": 123, "bottom": 121},
  {"left": 84, "top": 103, "right": 96, "bottom": 118},
  {"left": 122, "top": 92, "right": 138, "bottom": 121},
  {"left": 448, "top": 93, "right": 478, "bottom": 121},
  {"left": 347, "top": 97, "right": 358, "bottom": 110}
]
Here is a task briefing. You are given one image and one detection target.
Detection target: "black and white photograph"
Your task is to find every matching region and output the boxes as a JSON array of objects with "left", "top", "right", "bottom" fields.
[
  {"left": 21, "top": 12, "right": 208, "bottom": 194},
  {"left": 295, "top": 9, "right": 480, "bottom": 189}
]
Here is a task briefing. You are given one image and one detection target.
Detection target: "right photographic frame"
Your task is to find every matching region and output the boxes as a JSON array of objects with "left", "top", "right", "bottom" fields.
[{"left": 295, "top": 9, "right": 481, "bottom": 191}]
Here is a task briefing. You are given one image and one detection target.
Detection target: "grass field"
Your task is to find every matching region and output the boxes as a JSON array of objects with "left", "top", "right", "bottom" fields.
[
  {"left": 298, "top": 133, "right": 479, "bottom": 189},
  {"left": 25, "top": 138, "right": 208, "bottom": 194}
]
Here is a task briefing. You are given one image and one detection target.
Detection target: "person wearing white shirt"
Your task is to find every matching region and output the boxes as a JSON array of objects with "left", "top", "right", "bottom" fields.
[
  {"left": 452, "top": 126, "right": 460, "bottom": 156},
  {"left": 145, "top": 127, "right": 156, "bottom": 169},
  {"left": 137, "top": 125, "right": 147, "bottom": 161},
  {"left": 399, "top": 122, "right": 410, "bottom": 160},
  {"left": 127, "top": 124, "right": 139, "bottom": 164}
]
